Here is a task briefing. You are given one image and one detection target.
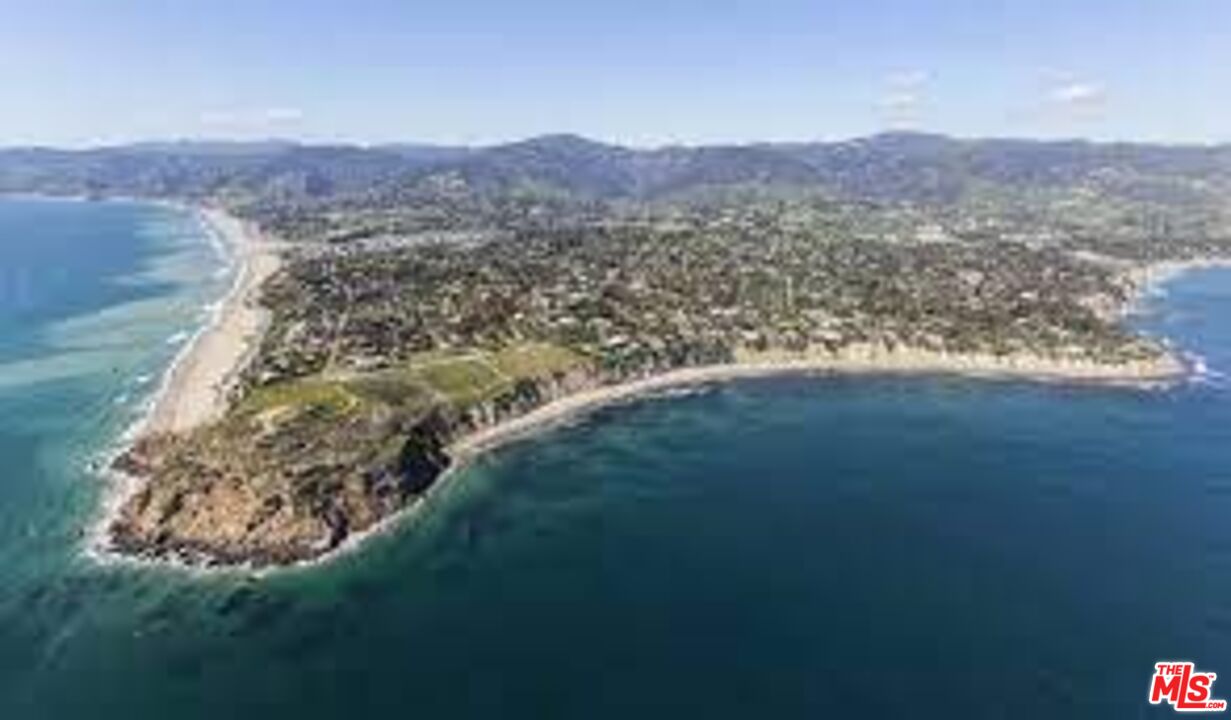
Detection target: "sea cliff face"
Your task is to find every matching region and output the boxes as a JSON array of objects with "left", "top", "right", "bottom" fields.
[{"left": 107, "top": 367, "right": 606, "bottom": 566}]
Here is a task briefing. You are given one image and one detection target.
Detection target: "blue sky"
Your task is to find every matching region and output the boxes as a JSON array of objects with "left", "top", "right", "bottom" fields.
[{"left": 1, "top": 0, "right": 1229, "bottom": 147}]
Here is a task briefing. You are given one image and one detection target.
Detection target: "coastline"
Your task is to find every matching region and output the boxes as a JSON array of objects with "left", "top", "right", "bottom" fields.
[
  {"left": 142, "top": 208, "right": 282, "bottom": 433},
  {"left": 267, "top": 342, "right": 1188, "bottom": 576},
  {"left": 450, "top": 346, "right": 1185, "bottom": 459},
  {"left": 90, "top": 248, "right": 1213, "bottom": 574},
  {"left": 1123, "top": 257, "right": 1231, "bottom": 308},
  {"left": 87, "top": 203, "right": 283, "bottom": 572}
]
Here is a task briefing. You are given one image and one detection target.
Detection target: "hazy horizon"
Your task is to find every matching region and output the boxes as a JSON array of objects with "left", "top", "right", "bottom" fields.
[{"left": 10, "top": 128, "right": 1231, "bottom": 154}]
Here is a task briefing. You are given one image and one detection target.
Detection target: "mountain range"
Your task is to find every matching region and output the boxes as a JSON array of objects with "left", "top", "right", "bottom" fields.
[{"left": 5, "top": 132, "right": 1231, "bottom": 208}]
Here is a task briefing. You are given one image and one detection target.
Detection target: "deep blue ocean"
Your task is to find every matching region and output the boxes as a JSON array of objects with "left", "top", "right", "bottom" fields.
[{"left": 0, "top": 197, "right": 1228, "bottom": 719}]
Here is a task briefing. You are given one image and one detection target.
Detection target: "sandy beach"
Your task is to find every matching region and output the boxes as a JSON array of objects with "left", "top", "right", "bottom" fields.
[
  {"left": 142, "top": 207, "right": 282, "bottom": 434},
  {"left": 1125, "top": 257, "right": 1231, "bottom": 300}
]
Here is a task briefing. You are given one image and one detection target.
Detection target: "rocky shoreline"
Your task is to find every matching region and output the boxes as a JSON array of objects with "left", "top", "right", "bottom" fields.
[{"left": 98, "top": 336, "right": 1186, "bottom": 571}]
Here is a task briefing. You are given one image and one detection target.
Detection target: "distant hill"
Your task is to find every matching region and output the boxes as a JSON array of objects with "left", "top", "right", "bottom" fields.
[{"left": 4, "top": 132, "right": 1231, "bottom": 208}]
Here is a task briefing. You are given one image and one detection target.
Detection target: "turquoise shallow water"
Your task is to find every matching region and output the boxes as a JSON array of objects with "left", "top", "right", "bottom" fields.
[{"left": 1, "top": 198, "right": 1229, "bottom": 718}]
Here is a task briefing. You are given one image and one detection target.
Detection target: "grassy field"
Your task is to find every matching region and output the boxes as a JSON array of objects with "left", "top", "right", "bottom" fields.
[
  {"left": 238, "top": 380, "right": 363, "bottom": 417},
  {"left": 235, "top": 342, "right": 590, "bottom": 421},
  {"left": 412, "top": 356, "right": 508, "bottom": 405},
  {"left": 490, "top": 343, "right": 587, "bottom": 379}
]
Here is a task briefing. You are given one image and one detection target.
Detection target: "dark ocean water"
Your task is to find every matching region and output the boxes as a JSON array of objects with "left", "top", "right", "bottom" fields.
[{"left": 0, "top": 198, "right": 1228, "bottom": 719}]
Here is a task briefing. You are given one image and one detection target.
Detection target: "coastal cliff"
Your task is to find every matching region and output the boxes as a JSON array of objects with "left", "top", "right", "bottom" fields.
[
  {"left": 108, "top": 366, "right": 606, "bottom": 565},
  {"left": 106, "top": 340, "right": 1181, "bottom": 568}
]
